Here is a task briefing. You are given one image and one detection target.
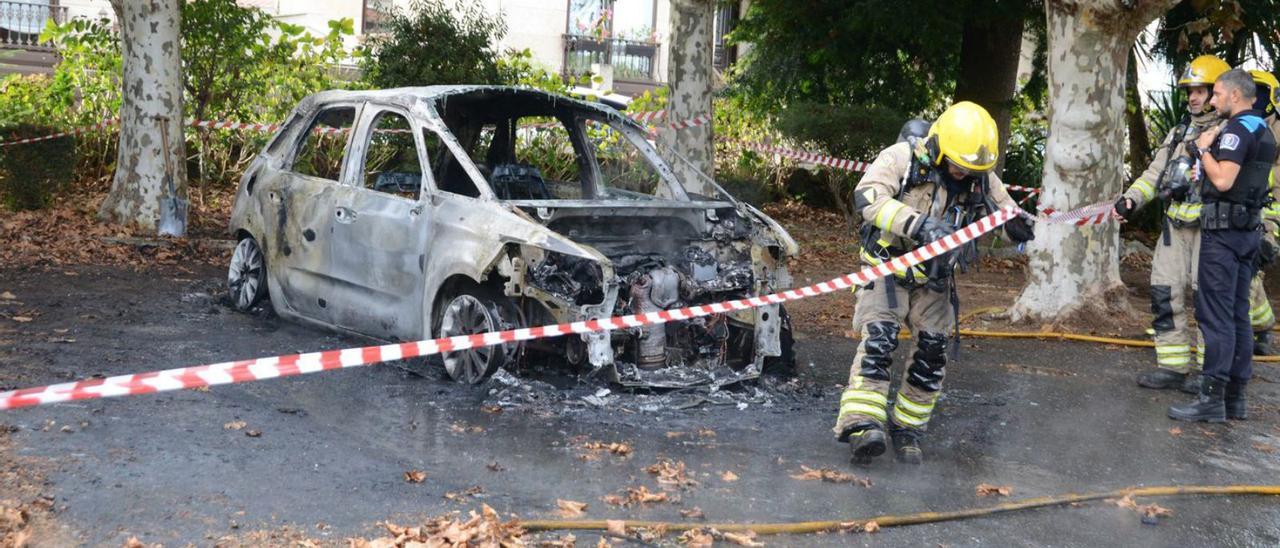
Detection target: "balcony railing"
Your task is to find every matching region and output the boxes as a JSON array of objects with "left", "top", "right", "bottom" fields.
[
  {"left": 0, "top": 1, "right": 68, "bottom": 50},
  {"left": 562, "top": 34, "right": 658, "bottom": 83}
]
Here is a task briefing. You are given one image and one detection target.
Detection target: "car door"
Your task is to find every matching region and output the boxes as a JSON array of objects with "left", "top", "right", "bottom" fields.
[
  {"left": 265, "top": 103, "right": 360, "bottom": 324},
  {"left": 322, "top": 103, "right": 433, "bottom": 340}
]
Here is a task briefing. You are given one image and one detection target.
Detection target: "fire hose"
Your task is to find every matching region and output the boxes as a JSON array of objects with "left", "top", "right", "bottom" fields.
[{"left": 520, "top": 484, "right": 1280, "bottom": 535}]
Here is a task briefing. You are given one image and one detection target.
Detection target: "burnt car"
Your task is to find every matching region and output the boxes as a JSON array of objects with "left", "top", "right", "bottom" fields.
[{"left": 227, "top": 86, "right": 797, "bottom": 388}]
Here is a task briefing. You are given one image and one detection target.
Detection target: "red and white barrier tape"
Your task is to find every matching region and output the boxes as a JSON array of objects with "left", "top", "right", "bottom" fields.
[
  {"left": 1038, "top": 200, "right": 1116, "bottom": 226},
  {"left": 0, "top": 119, "right": 118, "bottom": 148},
  {"left": 0, "top": 208, "right": 1019, "bottom": 410},
  {"left": 736, "top": 140, "right": 872, "bottom": 172}
]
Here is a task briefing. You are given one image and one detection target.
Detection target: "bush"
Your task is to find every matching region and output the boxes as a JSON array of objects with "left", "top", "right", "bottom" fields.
[
  {"left": 362, "top": 0, "right": 507, "bottom": 87},
  {"left": 0, "top": 125, "right": 76, "bottom": 210}
]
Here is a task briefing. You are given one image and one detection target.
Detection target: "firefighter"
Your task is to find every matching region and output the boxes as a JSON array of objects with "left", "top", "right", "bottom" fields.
[
  {"left": 1113, "top": 55, "right": 1231, "bottom": 393},
  {"left": 1169, "top": 68, "right": 1277, "bottom": 422},
  {"left": 835, "top": 102, "right": 1035, "bottom": 465},
  {"left": 1249, "top": 69, "right": 1280, "bottom": 359}
]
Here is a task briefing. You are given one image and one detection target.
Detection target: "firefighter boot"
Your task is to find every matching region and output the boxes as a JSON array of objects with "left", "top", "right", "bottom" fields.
[
  {"left": 1168, "top": 376, "right": 1227, "bottom": 423},
  {"left": 1254, "top": 332, "right": 1275, "bottom": 356},
  {"left": 845, "top": 422, "right": 887, "bottom": 465},
  {"left": 1225, "top": 381, "right": 1247, "bottom": 420},
  {"left": 1137, "top": 368, "right": 1187, "bottom": 390},
  {"left": 1180, "top": 372, "right": 1203, "bottom": 394},
  {"left": 890, "top": 423, "right": 923, "bottom": 465}
]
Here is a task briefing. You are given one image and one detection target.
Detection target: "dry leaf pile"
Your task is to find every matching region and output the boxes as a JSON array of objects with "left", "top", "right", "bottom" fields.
[
  {"left": 644, "top": 458, "right": 699, "bottom": 489},
  {"left": 789, "top": 465, "right": 872, "bottom": 487},
  {"left": 351, "top": 505, "right": 526, "bottom": 548},
  {"left": 602, "top": 486, "right": 670, "bottom": 507},
  {"left": 555, "top": 499, "right": 587, "bottom": 518},
  {"left": 677, "top": 528, "right": 764, "bottom": 547}
]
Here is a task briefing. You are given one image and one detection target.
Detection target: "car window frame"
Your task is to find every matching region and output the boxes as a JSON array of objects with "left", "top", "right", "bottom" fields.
[
  {"left": 576, "top": 114, "right": 691, "bottom": 202},
  {"left": 284, "top": 102, "right": 363, "bottom": 185},
  {"left": 419, "top": 106, "right": 499, "bottom": 201},
  {"left": 347, "top": 102, "right": 432, "bottom": 204}
]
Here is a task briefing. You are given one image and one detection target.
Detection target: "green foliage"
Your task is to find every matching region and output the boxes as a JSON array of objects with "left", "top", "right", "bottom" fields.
[
  {"left": 362, "top": 0, "right": 507, "bottom": 87},
  {"left": 1003, "top": 108, "right": 1046, "bottom": 189},
  {"left": 1146, "top": 85, "right": 1185, "bottom": 147},
  {"left": 0, "top": 124, "right": 75, "bottom": 210},
  {"left": 1153, "top": 0, "right": 1278, "bottom": 70}
]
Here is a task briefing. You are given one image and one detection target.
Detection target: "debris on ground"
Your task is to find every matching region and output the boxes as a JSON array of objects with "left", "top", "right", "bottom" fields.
[
  {"left": 443, "top": 486, "right": 483, "bottom": 501},
  {"left": 223, "top": 421, "right": 246, "bottom": 431},
  {"left": 602, "top": 486, "right": 670, "bottom": 506},
  {"left": 1111, "top": 494, "right": 1173, "bottom": 523},
  {"left": 403, "top": 470, "right": 427, "bottom": 484}
]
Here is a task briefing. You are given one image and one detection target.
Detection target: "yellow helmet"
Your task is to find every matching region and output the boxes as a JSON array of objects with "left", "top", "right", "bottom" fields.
[
  {"left": 1249, "top": 69, "right": 1279, "bottom": 115},
  {"left": 1178, "top": 55, "right": 1230, "bottom": 88},
  {"left": 927, "top": 101, "right": 999, "bottom": 173}
]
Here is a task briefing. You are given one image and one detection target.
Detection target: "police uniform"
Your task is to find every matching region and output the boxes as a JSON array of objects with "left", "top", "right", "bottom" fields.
[
  {"left": 1182, "top": 108, "right": 1276, "bottom": 416},
  {"left": 834, "top": 103, "right": 1032, "bottom": 464}
]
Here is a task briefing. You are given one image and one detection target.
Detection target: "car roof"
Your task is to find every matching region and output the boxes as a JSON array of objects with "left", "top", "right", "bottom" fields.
[{"left": 300, "top": 85, "right": 637, "bottom": 127}]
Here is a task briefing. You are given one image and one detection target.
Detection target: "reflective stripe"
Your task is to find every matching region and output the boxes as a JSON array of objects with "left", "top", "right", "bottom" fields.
[
  {"left": 891, "top": 406, "right": 930, "bottom": 427},
  {"left": 894, "top": 393, "right": 935, "bottom": 416},
  {"left": 860, "top": 250, "right": 927, "bottom": 282},
  {"left": 1155, "top": 345, "right": 1191, "bottom": 355},
  {"left": 1166, "top": 202, "right": 1202, "bottom": 222},
  {"left": 1263, "top": 204, "right": 1280, "bottom": 222},
  {"left": 874, "top": 200, "right": 907, "bottom": 232},
  {"left": 1132, "top": 180, "right": 1156, "bottom": 202},
  {"left": 1157, "top": 355, "right": 1191, "bottom": 366},
  {"left": 841, "top": 390, "right": 888, "bottom": 407},
  {"left": 1250, "top": 302, "right": 1274, "bottom": 327},
  {"left": 839, "top": 401, "right": 887, "bottom": 422}
]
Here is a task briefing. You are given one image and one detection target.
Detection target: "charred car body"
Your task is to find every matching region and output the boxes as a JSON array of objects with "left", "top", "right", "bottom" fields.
[{"left": 228, "top": 86, "right": 797, "bottom": 387}]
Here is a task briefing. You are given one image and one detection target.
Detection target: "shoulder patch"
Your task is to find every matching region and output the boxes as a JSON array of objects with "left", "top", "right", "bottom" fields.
[
  {"left": 1221, "top": 133, "right": 1241, "bottom": 151},
  {"left": 1239, "top": 115, "right": 1265, "bottom": 132}
]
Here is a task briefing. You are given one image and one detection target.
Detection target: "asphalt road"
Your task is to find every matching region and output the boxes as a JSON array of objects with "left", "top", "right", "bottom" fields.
[{"left": 2, "top": 264, "right": 1279, "bottom": 546}]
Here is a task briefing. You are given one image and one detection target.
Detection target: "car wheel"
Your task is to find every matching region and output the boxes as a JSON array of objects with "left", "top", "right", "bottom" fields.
[
  {"left": 438, "top": 292, "right": 514, "bottom": 384},
  {"left": 228, "top": 237, "right": 267, "bottom": 312}
]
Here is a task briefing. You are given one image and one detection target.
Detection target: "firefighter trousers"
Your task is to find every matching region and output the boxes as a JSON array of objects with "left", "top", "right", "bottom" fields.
[{"left": 834, "top": 279, "right": 955, "bottom": 439}]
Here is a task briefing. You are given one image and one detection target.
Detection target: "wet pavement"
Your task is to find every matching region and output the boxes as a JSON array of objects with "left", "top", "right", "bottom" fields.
[{"left": 2, "top": 264, "right": 1280, "bottom": 546}]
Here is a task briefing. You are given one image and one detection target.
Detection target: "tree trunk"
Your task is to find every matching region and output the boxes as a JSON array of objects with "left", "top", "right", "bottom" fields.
[
  {"left": 1124, "top": 47, "right": 1151, "bottom": 178},
  {"left": 658, "top": 0, "right": 715, "bottom": 197},
  {"left": 954, "top": 10, "right": 1026, "bottom": 176},
  {"left": 99, "top": 0, "right": 188, "bottom": 236},
  {"left": 1011, "top": 0, "right": 1177, "bottom": 323}
]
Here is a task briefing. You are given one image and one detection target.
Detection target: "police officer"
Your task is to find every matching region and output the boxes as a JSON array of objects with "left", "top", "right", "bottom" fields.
[
  {"left": 1114, "top": 55, "right": 1228, "bottom": 393},
  {"left": 835, "top": 102, "right": 1035, "bottom": 464},
  {"left": 1169, "top": 69, "right": 1278, "bottom": 422}
]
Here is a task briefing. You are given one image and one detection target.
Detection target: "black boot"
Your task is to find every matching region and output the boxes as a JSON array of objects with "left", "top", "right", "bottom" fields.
[
  {"left": 1225, "top": 381, "right": 1248, "bottom": 420},
  {"left": 1180, "top": 372, "right": 1203, "bottom": 395},
  {"left": 890, "top": 425, "right": 923, "bottom": 465},
  {"left": 1254, "top": 332, "right": 1275, "bottom": 356},
  {"left": 844, "top": 422, "right": 887, "bottom": 465},
  {"left": 1137, "top": 368, "right": 1187, "bottom": 390},
  {"left": 1168, "top": 377, "right": 1226, "bottom": 423}
]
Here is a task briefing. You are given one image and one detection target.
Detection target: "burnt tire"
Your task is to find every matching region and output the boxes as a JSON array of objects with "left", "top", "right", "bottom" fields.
[
  {"left": 437, "top": 291, "right": 517, "bottom": 384},
  {"left": 227, "top": 236, "right": 267, "bottom": 312},
  {"left": 763, "top": 307, "right": 796, "bottom": 376}
]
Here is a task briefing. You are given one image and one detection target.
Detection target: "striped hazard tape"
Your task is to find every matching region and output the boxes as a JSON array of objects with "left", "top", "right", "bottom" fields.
[{"left": 0, "top": 208, "right": 1021, "bottom": 411}]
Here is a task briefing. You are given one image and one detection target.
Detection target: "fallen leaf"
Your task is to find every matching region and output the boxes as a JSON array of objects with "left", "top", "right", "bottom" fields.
[
  {"left": 606, "top": 519, "right": 627, "bottom": 537},
  {"left": 0, "top": 291, "right": 16, "bottom": 299},
  {"left": 721, "top": 530, "right": 763, "bottom": 546},
  {"left": 679, "top": 507, "right": 705, "bottom": 519},
  {"left": 223, "top": 420, "right": 246, "bottom": 430},
  {"left": 697, "top": 428, "right": 716, "bottom": 438},
  {"left": 665, "top": 431, "right": 685, "bottom": 438},
  {"left": 645, "top": 458, "right": 699, "bottom": 489},
  {"left": 540, "top": 534, "right": 576, "bottom": 548},
  {"left": 556, "top": 499, "right": 588, "bottom": 518},
  {"left": 11, "top": 316, "right": 32, "bottom": 323},
  {"left": 720, "top": 471, "right": 739, "bottom": 482},
  {"left": 404, "top": 470, "right": 427, "bottom": 483},
  {"left": 601, "top": 494, "right": 627, "bottom": 507},
  {"left": 679, "top": 529, "right": 714, "bottom": 547},
  {"left": 244, "top": 430, "right": 261, "bottom": 438},
  {"left": 1253, "top": 443, "right": 1277, "bottom": 454},
  {"left": 789, "top": 465, "right": 872, "bottom": 487},
  {"left": 123, "top": 537, "right": 144, "bottom": 548},
  {"left": 595, "top": 538, "right": 610, "bottom": 548},
  {"left": 863, "top": 521, "right": 880, "bottom": 533},
  {"left": 582, "top": 441, "right": 632, "bottom": 456},
  {"left": 976, "top": 483, "right": 1012, "bottom": 497},
  {"left": 443, "top": 486, "right": 483, "bottom": 501},
  {"left": 480, "top": 405, "right": 503, "bottom": 414},
  {"left": 487, "top": 461, "right": 506, "bottom": 472},
  {"left": 188, "top": 386, "right": 210, "bottom": 392},
  {"left": 1168, "top": 427, "right": 1183, "bottom": 436}
]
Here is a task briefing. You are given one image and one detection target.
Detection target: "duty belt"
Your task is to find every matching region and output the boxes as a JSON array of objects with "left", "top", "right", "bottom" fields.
[{"left": 1199, "top": 201, "right": 1261, "bottom": 231}]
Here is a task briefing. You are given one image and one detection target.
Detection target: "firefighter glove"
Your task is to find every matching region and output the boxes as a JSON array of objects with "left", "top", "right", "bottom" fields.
[
  {"left": 913, "top": 216, "right": 956, "bottom": 245},
  {"left": 1004, "top": 215, "right": 1036, "bottom": 243}
]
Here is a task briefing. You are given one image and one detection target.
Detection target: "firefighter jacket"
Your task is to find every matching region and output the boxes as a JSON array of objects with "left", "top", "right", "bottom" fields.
[
  {"left": 854, "top": 141, "right": 1020, "bottom": 285},
  {"left": 1122, "top": 111, "right": 1224, "bottom": 226}
]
